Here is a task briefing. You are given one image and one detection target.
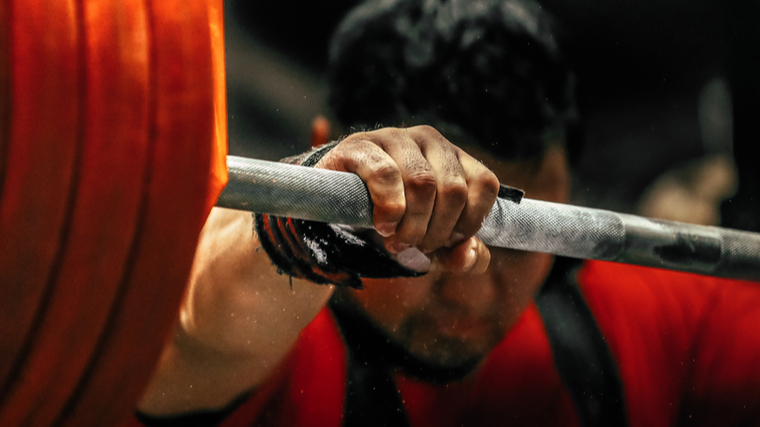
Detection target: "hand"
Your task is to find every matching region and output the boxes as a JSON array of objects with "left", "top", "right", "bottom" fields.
[{"left": 315, "top": 126, "right": 499, "bottom": 274}]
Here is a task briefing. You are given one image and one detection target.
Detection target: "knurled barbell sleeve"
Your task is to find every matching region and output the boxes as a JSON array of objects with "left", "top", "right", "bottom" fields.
[{"left": 217, "top": 156, "right": 760, "bottom": 282}]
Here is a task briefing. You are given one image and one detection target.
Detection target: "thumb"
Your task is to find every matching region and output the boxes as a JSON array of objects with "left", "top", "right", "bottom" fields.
[{"left": 435, "top": 236, "right": 490, "bottom": 275}]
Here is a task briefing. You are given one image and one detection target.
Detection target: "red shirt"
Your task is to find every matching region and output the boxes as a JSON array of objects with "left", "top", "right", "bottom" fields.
[{"left": 127, "top": 261, "right": 760, "bottom": 426}]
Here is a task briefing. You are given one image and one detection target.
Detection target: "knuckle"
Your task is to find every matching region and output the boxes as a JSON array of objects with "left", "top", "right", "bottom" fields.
[
  {"left": 334, "top": 136, "right": 370, "bottom": 156},
  {"left": 413, "top": 124, "right": 436, "bottom": 135},
  {"left": 376, "top": 199, "right": 406, "bottom": 219},
  {"left": 405, "top": 170, "right": 437, "bottom": 194},
  {"left": 439, "top": 178, "right": 468, "bottom": 204},
  {"left": 386, "top": 127, "right": 404, "bottom": 140},
  {"left": 340, "top": 137, "right": 361, "bottom": 147},
  {"left": 369, "top": 127, "right": 402, "bottom": 145},
  {"left": 475, "top": 170, "right": 500, "bottom": 200},
  {"left": 338, "top": 132, "right": 365, "bottom": 145},
  {"left": 370, "top": 161, "right": 401, "bottom": 184}
]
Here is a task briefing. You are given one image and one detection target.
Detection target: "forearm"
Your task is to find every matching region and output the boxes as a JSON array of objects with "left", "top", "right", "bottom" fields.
[
  {"left": 137, "top": 125, "right": 498, "bottom": 416},
  {"left": 138, "top": 207, "right": 333, "bottom": 415},
  {"left": 181, "top": 208, "right": 333, "bottom": 352}
]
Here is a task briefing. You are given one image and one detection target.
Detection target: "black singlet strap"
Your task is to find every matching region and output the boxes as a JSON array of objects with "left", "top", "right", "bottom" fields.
[
  {"left": 330, "top": 300, "right": 411, "bottom": 427},
  {"left": 535, "top": 257, "right": 628, "bottom": 427},
  {"left": 342, "top": 347, "right": 410, "bottom": 427}
]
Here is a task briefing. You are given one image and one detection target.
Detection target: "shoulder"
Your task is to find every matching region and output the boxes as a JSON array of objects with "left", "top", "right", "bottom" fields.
[
  {"left": 577, "top": 260, "right": 760, "bottom": 327},
  {"left": 576, "top": 261, "right": 760, "bottom": 425},
  {"left": 576, "top": 260, "right": 760, "bottom": 353},
  {"left": 578, "top": 261, "right": 752, "bottom": 318}
]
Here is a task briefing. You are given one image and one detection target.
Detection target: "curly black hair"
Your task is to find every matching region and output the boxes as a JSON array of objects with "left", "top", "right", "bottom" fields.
[{"left": 328, "top": 0, "right": 577, "bottom": 161}]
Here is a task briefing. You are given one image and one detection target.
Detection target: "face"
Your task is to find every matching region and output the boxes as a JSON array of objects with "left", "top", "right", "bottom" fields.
[{"left": 336, "top": 143, "right": 570, "bottom": 369}]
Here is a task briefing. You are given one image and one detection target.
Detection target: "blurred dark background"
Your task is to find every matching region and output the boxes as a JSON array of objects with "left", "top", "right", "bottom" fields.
[{"left": 224, "top": 0, "right": 759, "bottom": 231}]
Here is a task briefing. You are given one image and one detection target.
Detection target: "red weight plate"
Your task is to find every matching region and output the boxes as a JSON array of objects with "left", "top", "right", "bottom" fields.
[
  {"left": 0, "top": 0, "right": 84, "bottom": 409},
  {"left": 1, "top": 0, "right": 9, "bottom": 187},
  {"left": 58, "top": 1, "right": 227, "bottom": 426},
  {"left": 0, "top": 1, "right": 152, "bottom": 425},
  {"left": 0, "top": 0, "right": 228, "bottom": 425},
  {"left": 208, "top": 0, "right": 229, "bottom": 213}
]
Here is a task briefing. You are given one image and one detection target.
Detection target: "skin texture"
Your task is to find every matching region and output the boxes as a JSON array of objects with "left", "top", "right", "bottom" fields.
[{"left": 137, "top": 126, "right": 570, "bottom": 415}]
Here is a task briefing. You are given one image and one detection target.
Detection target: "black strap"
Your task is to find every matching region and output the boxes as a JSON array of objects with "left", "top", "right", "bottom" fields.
[
  {"left": 330, "top": 300, "right": 411, "bottom": 427},
  {"left": 331, "top": 295, "right": 474, "bottom": 426},
  {"left": 535, "top": 257, "right": 628, "bottom": 427},
  {"left": 342, "top": 348, "right": 410, "bottom": 427}
]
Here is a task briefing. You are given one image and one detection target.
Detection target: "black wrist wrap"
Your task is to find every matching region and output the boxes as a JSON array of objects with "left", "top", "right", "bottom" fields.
[{"left": 253, "top": 142, "right": 424, "bottom": 289}]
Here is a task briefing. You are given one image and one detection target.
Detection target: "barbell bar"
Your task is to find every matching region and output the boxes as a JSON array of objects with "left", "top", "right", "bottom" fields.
[{"left": 219, "top": 155, "right": 760, "bottom": 282}]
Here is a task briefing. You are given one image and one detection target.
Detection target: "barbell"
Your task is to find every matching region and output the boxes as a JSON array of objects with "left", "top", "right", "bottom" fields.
[
  {"left": 2, "top": 2, "right": 759, "bottom": 427},
  {"left": 219, "top": 157, "right": 760, "bottom": 282}
]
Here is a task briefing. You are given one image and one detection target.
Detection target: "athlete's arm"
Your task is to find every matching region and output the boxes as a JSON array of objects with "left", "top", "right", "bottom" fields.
[{"left": 136, "top": 125, "right": 499, "bottom": 416}]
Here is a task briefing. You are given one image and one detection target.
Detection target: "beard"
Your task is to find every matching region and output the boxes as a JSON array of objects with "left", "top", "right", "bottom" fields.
[
  {"left": 329, "top": 293, "right": 506, "bottom": 383},
  {"left": 390, "top": 308, "right": 508, "bottom": 371}
]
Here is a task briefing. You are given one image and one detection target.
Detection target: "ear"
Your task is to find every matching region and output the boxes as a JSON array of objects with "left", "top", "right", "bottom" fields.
[{"left": 310, "top": 115, "right": 331, "bottom": 148}]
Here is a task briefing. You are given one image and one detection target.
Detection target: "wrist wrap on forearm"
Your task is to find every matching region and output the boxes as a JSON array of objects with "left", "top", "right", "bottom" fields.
[{"left": 254, "top": 142, "right": 424, "bottom": 289}]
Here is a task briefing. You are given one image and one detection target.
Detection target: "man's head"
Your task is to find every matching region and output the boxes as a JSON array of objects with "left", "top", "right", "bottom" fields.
[
  {"left": 327, "top": 0, "right": 576, "bottom": 370},
  {"left": 328, "top": 0, "right": 576, "bottom": 160}
]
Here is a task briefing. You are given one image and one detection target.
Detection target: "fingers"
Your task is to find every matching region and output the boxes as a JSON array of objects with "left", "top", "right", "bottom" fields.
[
  {"left": 316, "top": 137, "right": 407, "bottom": 237},
  {"left": 315, "top": 125, "right": 499, "bottom": 255},
  {"left": 408, "top": 127, "right": 499, "bottom": 252},
  {"left": 454, "top": 153, "right": 500, "bottom": 239},
  {"left": 436, "top": 237, "right": 491, "bottom": 275},
  {"left": 378, "top": 130, "right": 438, "bottom": 253},
  {"left": 414, "top": 135, "right": 468, "bottom": 252}
]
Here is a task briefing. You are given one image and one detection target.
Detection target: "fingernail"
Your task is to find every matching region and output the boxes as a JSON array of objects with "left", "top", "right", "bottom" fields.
[
  {"left": 463, "top": 248, "right": 477, "bottom": 271},
  {"left": 376, "top": 222, "right": 397, "bottom": 237}
]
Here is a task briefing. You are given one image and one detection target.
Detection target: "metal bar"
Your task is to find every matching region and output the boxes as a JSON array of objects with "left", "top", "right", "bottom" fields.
[{"left": 218, "top": 156, "right": 760, "bottom": 282}]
